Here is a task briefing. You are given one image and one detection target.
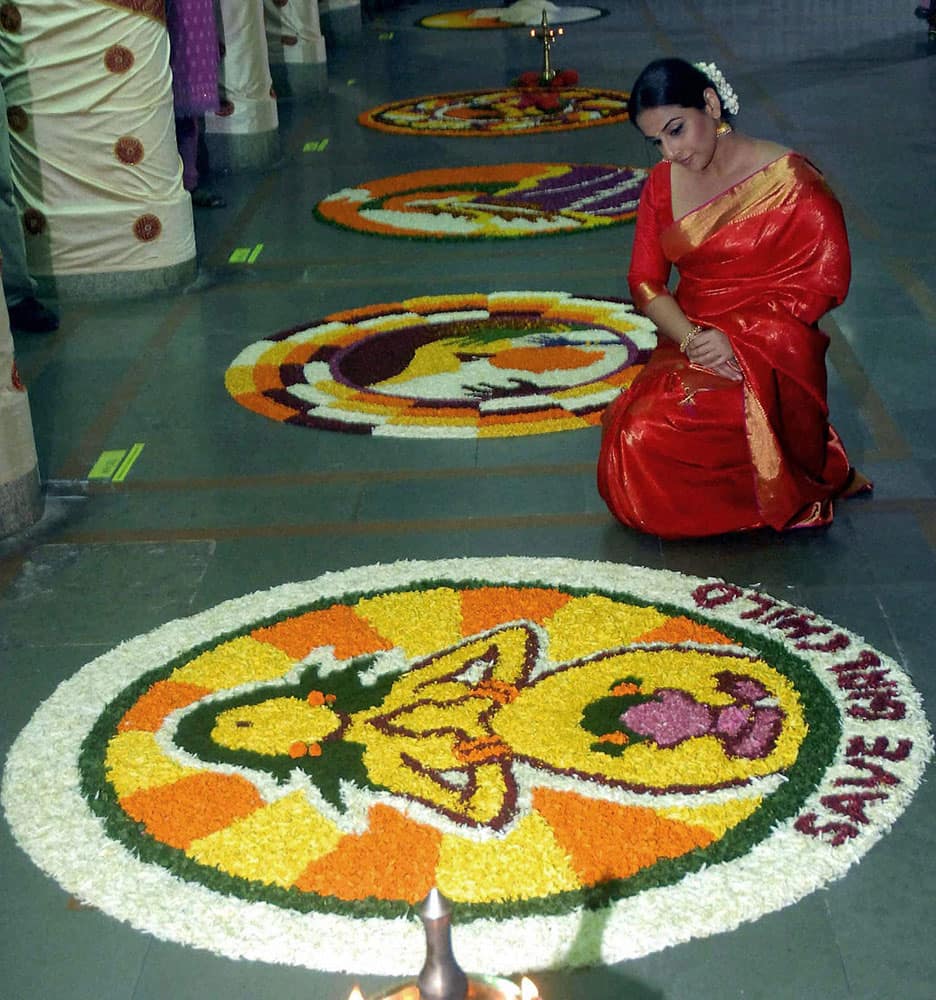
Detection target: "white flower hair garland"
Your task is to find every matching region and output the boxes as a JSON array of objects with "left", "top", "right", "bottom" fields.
[{"left": 693, "top": 61, "right": 740, "bottom": 116}]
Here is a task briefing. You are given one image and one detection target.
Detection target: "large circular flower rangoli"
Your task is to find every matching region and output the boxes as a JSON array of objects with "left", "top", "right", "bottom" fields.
[
  {"left": 315, "top": 163, "right": 646, "bottom": 239},
  {"left": 2, "top": 559, "right": 931, "bottom": 975},
  {"left": 224, "top": 292, "right": 657, "bottom": 437},
  {"left": 358, "top": 87, "right": 630, "bottom": 136}
]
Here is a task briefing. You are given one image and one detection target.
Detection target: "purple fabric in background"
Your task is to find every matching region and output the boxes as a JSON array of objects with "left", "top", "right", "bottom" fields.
[{"left": 166, "top": 0, "right": 220, "bottom": 117}]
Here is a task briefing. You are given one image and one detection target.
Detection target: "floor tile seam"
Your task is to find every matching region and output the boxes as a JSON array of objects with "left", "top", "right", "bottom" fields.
[
  {"left": 635, "top": 0, "right": 678, "bottom": 54},
  {"left": 207, "top": 249, "right": 631, "bottom": 266},
  {"left": 915, "top": 507, "right": 936, "bottom": 555},
  {"left": 10, "top": 300, "right": 98, "bottom": 386},
  {"left": 75, "top": 462, "right": 599, "bottom": 493},
  {"left": 39, "top": 496, "right": 936, "bottom": 545},
  {"left": 127, "top": 934, "right": 152, "bottom": 1000},
  {"left": 821, "top": 894, "right": 856, "bottom": 997},
  {"left": 881, "top": 253, "right": 936, "bottom": 327},
  {"left": 871, "top": 591, "right": 911, "bottom": 679},
  {"left": 856, "top": 497, "right": 936, "bottom": 514},
  {"left": 202, "top": 264, "right": 629, "bottom": 288},
  {"left": 200, "top": 170, "right": 283, "bottom": 269},
  {"left": 54, "top": 296, "right": 197, "bottom": 481},
  {"left": 50, "top": 511, "right": 614, "bottom": 544},
  {"left": 824, "top": 316, "right": 913, "bottom": 462}
]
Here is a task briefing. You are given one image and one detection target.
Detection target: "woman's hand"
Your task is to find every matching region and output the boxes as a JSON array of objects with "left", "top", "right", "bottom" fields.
[{"left": 686, "top": 328, "right": 743, "bottom": 382}]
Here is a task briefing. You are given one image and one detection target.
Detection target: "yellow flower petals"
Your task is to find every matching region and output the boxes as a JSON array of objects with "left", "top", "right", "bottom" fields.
[
  {"left": 355, "top": 588, "right": 462, "bottom": 658},
  {"left": 105, "top": 731, "right": 198, "bottom": 798},
  {"left": 188, "top": 791, "right": 343, "bottom": 886},
  {"left": 544, "top": 595, "right": 669, "bottom": 661},
  {"left": 170, "top": 636, "right": 296, "bottom": 690},
  {"left": 437, "top": 813, "right": 580, "bottom": 902},
  {"left": 658, "top": 796, "right": 764, "bottom": 839},
  {"left": 212, "top": 697, "right": 341, "bottom": 755}
]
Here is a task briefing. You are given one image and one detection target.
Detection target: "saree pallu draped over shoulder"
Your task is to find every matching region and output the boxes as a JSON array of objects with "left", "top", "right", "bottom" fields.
[{"left": 598, "top": 153, "right": 861, "bottom": 539}]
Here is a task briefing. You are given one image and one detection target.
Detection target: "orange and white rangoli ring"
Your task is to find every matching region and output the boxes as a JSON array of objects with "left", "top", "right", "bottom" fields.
[
  {"left": 358, "top": 87, "right": 630, "bottom": 137},
  {"left": 2, "top": 558, "right": 931, "bottom": 975},
  {"left": 224, "top": 292, "right": 657, "bottom": 438}
]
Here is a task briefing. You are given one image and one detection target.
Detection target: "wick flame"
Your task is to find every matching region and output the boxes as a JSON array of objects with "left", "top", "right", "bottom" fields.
[
  {"left": 347, "top": 987, "right": 366, "bottom": 1000},
  {"left": 520, "top": 977, "right": 540, "bottom": 1000}
]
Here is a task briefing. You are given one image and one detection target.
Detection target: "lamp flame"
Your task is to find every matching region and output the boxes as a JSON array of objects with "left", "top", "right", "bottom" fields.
[
  {"left": 347, "top": 987, "right": 366, "bottom": 1000},
  {"left": 520, "top": 977, "right": 540, "bottom": 1000}
]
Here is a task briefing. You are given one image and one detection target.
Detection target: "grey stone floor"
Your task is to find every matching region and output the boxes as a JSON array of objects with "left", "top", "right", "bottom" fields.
[{"left": 2, "top": 1, "right": 935, "bottom": 998}]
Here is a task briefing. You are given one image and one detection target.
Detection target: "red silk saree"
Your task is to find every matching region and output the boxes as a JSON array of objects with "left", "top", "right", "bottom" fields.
[{"left": 598, "top": 153, "right": 863, "bottom": 539}]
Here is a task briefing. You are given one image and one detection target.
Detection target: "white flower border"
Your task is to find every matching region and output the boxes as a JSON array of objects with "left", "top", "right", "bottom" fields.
[
  {"left": 227, "top": 292, "right": 658, "bottom": 439},
  {"left": 369, "top": 89, "right": 630, "bottom": 135},
  {"left": 2, "top": 557, "right": 931, "bottom": 975}
]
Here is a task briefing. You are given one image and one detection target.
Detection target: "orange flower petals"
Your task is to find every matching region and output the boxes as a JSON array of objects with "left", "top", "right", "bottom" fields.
[
  {"left": 597, "top": 731, "right": 629, "bottom": 745},
  {"left": 117, "top": 680, "right": 212, "bottom": 733},
  {"left": 120, "top": 773, "right": 264, "bottom": 850},
  {"left": 252, "top": 604, "right": 393, "bottom": 660},
  {"left": 228, "top": 391, "right": 298, "bottom": 422},
  {"left": 289, "top": 740, "right": 323, "bottom": 758},
  {"left": 294, "top": 804, "right": 441, "bottom": 903},
  {"left": 611, "top": 681, "right": 640, "bottom": 696},
  {"left": 633, "top": 615, "right": 737, "bottom": 646},
  {"left": 361, "top": 164, "right": 544, "bottom": 197},
  {"left": 453, "top": 735, "right": 512, "bottom": 764},
  {"left": 532, "top": 787, "right": 714, "bottom": 884},
  {"left": 472, "top": 679, "right": 519, "bottom": 705},
  {"left": 490, "top": 346, "right": 604, "bottom": 374},
  {"left": 251, "top": 364, "right": 285, "bottom": 393},
  {"left": 459, "top": 585, "right": 572, "bottom": 635}
]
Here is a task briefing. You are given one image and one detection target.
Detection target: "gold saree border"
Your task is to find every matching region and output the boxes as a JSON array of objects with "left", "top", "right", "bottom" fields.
[
  {"left": 662, "top": 154, "right": 821, "bottom": 262},
  {"left": 631, "top": 279, "right": 671, "bottom": 313},
  {"left": 743, "top": 382, "right": 786, "bottom": 523}
]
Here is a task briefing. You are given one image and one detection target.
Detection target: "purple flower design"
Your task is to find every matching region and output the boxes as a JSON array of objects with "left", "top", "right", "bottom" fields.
[
  {"left": 621, "top": 670, "right": 784, "bottom": 760},
  {"left": 621, "top": 690, "right": 712, "bottom": 748}
]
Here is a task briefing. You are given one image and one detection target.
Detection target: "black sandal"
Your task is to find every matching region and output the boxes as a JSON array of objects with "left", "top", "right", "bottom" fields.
[{"left": 191, "top": 189, "right": 226, "bottom": 209}]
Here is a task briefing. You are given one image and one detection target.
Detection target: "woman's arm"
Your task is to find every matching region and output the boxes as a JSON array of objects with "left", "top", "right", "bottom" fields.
[
  {"left": 627, "top": 168, "right": 673, "bottom": 311},
  {"left": 628, "top": 167, "right": 741, "bottom": 381},
  {"left": 643, "top": 296, "right": 742, "bottom": 382}
]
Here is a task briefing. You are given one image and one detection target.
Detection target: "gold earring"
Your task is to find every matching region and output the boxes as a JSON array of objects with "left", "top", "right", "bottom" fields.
[{"left": 715, "top": 120, "right": 733, "bottom": 138}]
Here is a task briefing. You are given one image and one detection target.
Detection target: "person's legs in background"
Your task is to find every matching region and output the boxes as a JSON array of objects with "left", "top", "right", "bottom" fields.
[
  {"left": 167, "top": 0, "right": 225, "bottom": 209},
  {"left": 175, "top": 114, "right": 201, "bottom": 193},
  {"left": 914, "top": 2, "right": 936, "bottom": 35}
]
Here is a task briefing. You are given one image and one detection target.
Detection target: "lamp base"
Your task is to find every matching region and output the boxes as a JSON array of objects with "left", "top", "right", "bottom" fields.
[{"left": 373, "top": 975, "right": 521, "bottom": 999}]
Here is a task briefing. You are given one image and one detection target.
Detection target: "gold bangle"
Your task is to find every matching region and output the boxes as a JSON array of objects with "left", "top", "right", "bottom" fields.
[{"left": 680, "top": 324, "right": 703, "bottom": 354}]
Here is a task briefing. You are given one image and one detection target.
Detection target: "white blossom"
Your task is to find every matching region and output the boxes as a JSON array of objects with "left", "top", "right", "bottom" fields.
[{"left": 694, "top": 60, "right": 741, "bottom": 116}]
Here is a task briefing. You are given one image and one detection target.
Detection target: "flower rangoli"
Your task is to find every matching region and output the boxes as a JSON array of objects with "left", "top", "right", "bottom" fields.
[
  {"left": 3, "top": 559, "right": 931, "bottom": 974},
  {"left": 224, "top": 292, "right": 656, "bottom": 438}
]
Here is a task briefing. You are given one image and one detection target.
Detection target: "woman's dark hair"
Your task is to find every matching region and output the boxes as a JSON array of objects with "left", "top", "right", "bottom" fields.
[{"left": 628, "top": 58, "right": 726, "bottom": 128}]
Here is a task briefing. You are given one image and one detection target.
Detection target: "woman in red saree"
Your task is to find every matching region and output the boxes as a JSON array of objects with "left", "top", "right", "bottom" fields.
[{"left": 598, "top": 58, "right": 870, "bottom": 539}]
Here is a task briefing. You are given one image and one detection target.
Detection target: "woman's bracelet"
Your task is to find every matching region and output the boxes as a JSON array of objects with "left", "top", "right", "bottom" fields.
[{"left": 679, "top": 324, "right": 703, "bottom": 354}]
